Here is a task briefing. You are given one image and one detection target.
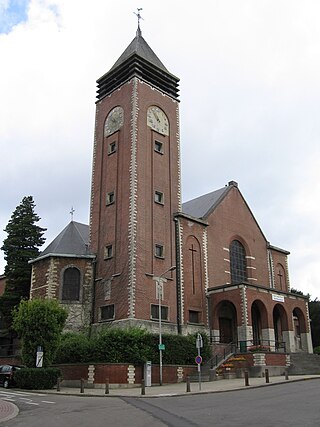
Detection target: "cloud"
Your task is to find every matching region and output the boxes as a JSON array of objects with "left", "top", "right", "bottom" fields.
[{"left": 1, "top": 0, "right": 320, "bottom": 300}]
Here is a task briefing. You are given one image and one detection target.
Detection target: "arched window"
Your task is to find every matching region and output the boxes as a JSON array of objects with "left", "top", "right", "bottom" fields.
[
  {"left": 62, "top": 267, "right": 80, "bottom": 301},
  {"left": 230, "top": 240, "right": 247, "bottom": 284}
]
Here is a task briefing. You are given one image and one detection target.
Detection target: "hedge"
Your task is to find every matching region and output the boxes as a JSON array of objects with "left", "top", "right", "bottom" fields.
[
  {"left": 14, "top": 368, "right": 61, "bottom": 390},
  {"left": 54, "top": 328, "right": 211, "bottom": 365}
]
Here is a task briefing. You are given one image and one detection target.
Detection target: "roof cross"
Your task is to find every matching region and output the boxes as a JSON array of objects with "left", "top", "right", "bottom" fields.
[
  {"left": 134, "top": 8, "right": 143, "bottom": 31},
  {"left": 70, "top": 206, "right": 75, "bottom": 221}
]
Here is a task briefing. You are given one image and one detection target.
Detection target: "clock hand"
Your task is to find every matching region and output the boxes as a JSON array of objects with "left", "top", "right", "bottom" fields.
[{"left": 153, "top": 111, "right": 160, "bottom": 122}]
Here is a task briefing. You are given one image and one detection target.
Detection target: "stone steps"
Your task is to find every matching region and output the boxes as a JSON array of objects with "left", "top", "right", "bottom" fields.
[{"left": 288, "top": 353, "right": 320, "bottom": 375}]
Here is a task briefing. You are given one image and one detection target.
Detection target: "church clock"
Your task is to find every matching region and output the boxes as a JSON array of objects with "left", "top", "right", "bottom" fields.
[
  {"left": 147, "top": 106, "right": 169, "bottom": 136},
  {"left": 105, "top": 106, "right": 124, "bottom": 136}
]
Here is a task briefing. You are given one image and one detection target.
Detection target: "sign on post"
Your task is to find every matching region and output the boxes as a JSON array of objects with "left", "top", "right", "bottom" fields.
[
  {"left": 196, "top": 333, "right": 203, "bottom": 349},
  {"left": 195, "top": 334, "right": 203, "bottom": 390},
  {"left": 36, "top": 346, "right": 43, "bottom": 368},
  {"left": 195, "top": 355, "right": 202, "bottom": 365}
]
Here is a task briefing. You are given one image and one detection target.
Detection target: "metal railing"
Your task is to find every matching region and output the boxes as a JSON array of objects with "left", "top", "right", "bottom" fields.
[
  {"left": 207, "top": 338, "right": 287, "bottom": 370},
  {"left": 237, "top": 339, "right": 286, "bottom": 353},
  {"left": 208, "top": 341, "right": 236, "bottom": 369}
]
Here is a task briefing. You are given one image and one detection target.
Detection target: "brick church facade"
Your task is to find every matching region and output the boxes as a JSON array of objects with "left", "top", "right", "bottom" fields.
[{"left": 30, "top": 27, "right": 312, "bottom": 354}]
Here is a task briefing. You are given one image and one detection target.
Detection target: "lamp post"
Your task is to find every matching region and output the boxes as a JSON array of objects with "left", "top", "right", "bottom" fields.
[{"left": 155, "top": 265, "right": 176, "bottom": 386}]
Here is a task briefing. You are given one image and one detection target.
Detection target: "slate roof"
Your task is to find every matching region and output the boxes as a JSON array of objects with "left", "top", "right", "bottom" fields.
[
  {"left": 96, "top": 27, "right": 179, "bottom": 101},
  {"left": 30, "top": 221, "right": 94, "bottom": 263},
  {"left": 110, "top": 26, "right": 169, "bottom": 74},
  {"left": 182, "top": 186, "right": 231, "bottom": 219}
]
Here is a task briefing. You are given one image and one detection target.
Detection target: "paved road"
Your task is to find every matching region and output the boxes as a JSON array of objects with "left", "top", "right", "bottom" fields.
[
  {"left": 0, "top": 390, "right": 165, "bottom": 427},
  {"left": 124, "top": 381, "right": 320, "bottom": 427},
  {"left": 1, "top": 381, "right": 320, "bottom": 426}
]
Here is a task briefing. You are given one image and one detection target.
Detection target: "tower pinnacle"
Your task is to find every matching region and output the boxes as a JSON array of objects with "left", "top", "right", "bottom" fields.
[{"left": 134, "top": 8, "right": 143, "bottom": 36}]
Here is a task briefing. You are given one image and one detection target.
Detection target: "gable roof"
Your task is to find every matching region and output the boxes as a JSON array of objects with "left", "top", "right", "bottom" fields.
[
  {"left": 30, "top": 221, "right": 95, "bottom": 263},
  {"left": 182, "top": 185, "right": 231, "bottom": 219},
  {"left": 181, "top": 181, "right": 270, "bottom": 244}
]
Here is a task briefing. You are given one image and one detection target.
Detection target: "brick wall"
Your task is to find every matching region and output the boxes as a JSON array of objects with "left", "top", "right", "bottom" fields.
[{"left": 55, "top": 363, "right": 197, "bottom": 385}]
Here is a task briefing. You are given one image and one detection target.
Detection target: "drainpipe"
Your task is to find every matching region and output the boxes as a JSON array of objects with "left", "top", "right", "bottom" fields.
[{"left": 89, "top": 258, "right": 97, "bottom": 338}]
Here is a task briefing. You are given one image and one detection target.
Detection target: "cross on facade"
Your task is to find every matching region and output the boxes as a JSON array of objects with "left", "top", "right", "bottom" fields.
[
  {"left": 189, "top": 244, "right": 197, "bottom": 294},
  {"left": 277, "top": 270, "right": 283, "bottom": 288}
]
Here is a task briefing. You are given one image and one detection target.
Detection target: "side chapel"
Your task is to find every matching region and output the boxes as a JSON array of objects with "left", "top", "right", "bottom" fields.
[{"left": 30, "top": 25, "right": 313, "bottom": 355}]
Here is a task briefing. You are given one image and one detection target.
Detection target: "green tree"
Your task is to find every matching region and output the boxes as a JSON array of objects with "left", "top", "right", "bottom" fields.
[
  {"left": 12, "top": 299, "right": 68, "bottom": 367},
  {"left": 0, "top": 196, "right": 46, "bottom": 326}
]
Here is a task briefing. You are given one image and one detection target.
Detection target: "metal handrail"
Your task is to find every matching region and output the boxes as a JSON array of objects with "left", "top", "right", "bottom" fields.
[
  {"left": 207, "top": 338, "right": 287, "bottom": 370},
  {"left": 207, "top": 342, "right": 236, "bottom": 369},
  {"left": 237, "top": 339, "right": 286, "bottom": 353}
]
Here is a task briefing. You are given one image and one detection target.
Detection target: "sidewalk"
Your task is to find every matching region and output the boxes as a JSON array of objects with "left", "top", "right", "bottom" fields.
[
  {"left": 1, "top": 375, "right": 319, "bottom": 423},
  {"left": 42, "top": 374, "right": 320, "bottom": 398}
]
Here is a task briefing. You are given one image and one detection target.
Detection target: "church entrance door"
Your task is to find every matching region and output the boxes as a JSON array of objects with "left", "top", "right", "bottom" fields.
[
  {"left": 217, "top": 301, "right": 237, "bottom": 344},
  {"left": 252, "top": 303, "right": 262, "bottom": 345},
  {"left": 293, "top": 308, "right": 306, "bottom": 352},
  {"left": 273, "top": 304, "right": 288, "bottom": 350}
]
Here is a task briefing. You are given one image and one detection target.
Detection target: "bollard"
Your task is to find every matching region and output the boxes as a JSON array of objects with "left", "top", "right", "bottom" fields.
[
  {"left": 141, "top": 379, "right": 146, "bottom": 395},
  {"left": 57, "top": 377, "right": 61, "bottom": 392},
  {"left": 285, "top": 369, "right": 289, "bottom": 380},
  {"left": 265, "top": 369, "right": 270, "bottom": 384},
  {"left": 186, "top": 376, "right": 191, "bottom": 393},
  {"left": 80, "top": 378, "right": 85, "bottom": 393},
  {"left": 244, "top": 370, "right": 249, "bottom": 387},
  {"left": 105, "top": 378, "right": 110, "bottom": 395}
]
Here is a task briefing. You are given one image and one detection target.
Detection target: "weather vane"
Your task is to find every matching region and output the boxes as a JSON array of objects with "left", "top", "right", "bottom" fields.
[
  {"left": 134, "top": 8, "right": 143, "bottom": 29},
  {"left": 70, "top": 206, "right": 75, "bottom": 221}
]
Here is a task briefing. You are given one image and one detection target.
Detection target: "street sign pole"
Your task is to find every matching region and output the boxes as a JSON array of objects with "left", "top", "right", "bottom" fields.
[
  {"left": 198, "top": 347, "right": 201, "bottom": 390},
  {"left": 196, "top": 333, "right": 203, "bottom": 391}
]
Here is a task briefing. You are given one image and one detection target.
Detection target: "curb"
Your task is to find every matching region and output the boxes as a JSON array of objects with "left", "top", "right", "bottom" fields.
[
  {"left": 23, "top": 376, "right": 320, "bottom": 399},
  {"left": 0, "top": 399, "right": 19, "bottom": 424}
]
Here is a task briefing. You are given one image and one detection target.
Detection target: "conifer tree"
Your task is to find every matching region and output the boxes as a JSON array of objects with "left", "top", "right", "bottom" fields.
[{"left": 0, "top": 196, "right": 46, "bottom": 326}]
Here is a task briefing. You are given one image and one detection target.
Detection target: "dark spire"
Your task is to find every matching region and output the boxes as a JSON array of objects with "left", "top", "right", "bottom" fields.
[
  {"left": 108, "top": 30, "right": 169, "bottom": 74},
  {"left": 97, "top": 28, "right": 179, "bottom": 101}
]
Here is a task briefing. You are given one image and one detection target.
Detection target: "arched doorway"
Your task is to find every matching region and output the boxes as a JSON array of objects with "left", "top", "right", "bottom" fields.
[
  {"left": 251, "top": 300, "right": 268, "bottom": 346},
  {"left": 273, "top": 304, "right": 288, "bottom": 350},
  {"left": 217, "top": 301, "right": 237, "bottom": 344},
  {"left": 293, "top": 308, "right": 307, "bottom": 352}
]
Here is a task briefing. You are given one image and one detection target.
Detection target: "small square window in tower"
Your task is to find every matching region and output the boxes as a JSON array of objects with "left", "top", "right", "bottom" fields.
[
  {"left": 154, "top": 140, "right": 163, "bottom": 154},
  {"left": 108, "top": 141, "right": 117, "bottom": 155},
  {"left": 151, "top": 304, "right": 168, "bottom": 321},
  {"left": 101, "top": 304, "right": 115, "bottom": 321},
  {"left": 154, "top": 191, "right": 164, "bottom": 204},
  {"left": 189, "top": 310, "right": 200, "bottom": 324},
  {"left": 104, "top": 245, "right": 113, "bottom": 259},
  {"left": 155, "top": 244, "right": 164, "bottom": 258},
  {"left": 106, "top": 191, "right": 115, "bottom": 205}
]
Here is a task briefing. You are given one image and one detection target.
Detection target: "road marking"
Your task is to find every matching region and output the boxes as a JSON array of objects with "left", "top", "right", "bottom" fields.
[
  {"left": 24, "top": 402, "right": 39, "bottom": 406},
  {"left": 41, "top": 400, "right": 55, "bottom": 404}
]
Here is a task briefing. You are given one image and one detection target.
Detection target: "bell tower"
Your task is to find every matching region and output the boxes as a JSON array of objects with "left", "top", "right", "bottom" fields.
[{"left": 90, "top": 25, "right": 181, "bottom": 330}]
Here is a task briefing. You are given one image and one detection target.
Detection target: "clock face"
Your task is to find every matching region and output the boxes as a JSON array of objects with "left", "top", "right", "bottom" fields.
[
  {"left": 147, "top": 106, "right": 169, "bottom": 136},
  {"left": 105, "top": 106, "right": 124, "bottom": 136}
]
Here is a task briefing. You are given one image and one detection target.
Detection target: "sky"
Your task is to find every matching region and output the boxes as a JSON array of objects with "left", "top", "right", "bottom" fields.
[{"left": 1, "top": 0, "right": 320, "bottom": 299}]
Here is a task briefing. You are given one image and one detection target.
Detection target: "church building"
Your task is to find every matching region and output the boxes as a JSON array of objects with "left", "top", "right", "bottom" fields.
[{"left": 30, "top": 25, "right": 312, "bottom": 355}]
